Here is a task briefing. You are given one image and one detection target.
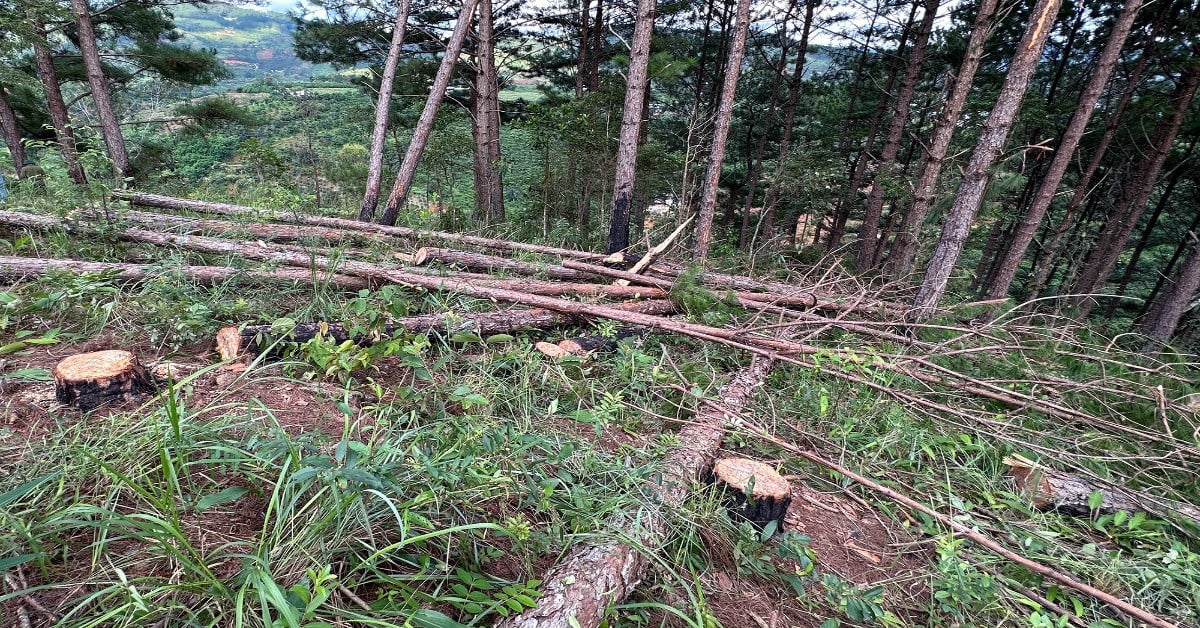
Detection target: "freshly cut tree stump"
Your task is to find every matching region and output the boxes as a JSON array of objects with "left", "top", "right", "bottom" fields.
[
  {"left": 709, "top": 457, "right": 792, "bottom": 528},
  {"left": 53, "top": 350, "right": 156, "bottom": 410}
]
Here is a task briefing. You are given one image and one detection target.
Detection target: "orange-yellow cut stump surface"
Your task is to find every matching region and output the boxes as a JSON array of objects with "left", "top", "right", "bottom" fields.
[
  {"left": 711, "top": 457, "right": 792, "bottom": 529},
  {"left": 53, "top": 350, "right": 155, "bottom": 411}
]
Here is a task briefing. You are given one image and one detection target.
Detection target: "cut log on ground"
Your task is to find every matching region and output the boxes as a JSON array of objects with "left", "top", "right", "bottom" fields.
[
  {"left": 113, "top": 209, "right": 389, "bottom": 246},
  {"left": 708, "top": 457, "right": 791, "bottom": 528},
  {"left": 496, "top": 355, "right": 774, "bottom": 628},
  {"left": 53, "top": 350, "right": 156, "bottom": 411},
  {"left": 0, "top": 256, "right": 372, "bottom": 290},
  {"left": 413, "top": 247, "right": 592, "bottom": 281},
  {"left": 220, "top": 300, "right": 677, "bottom": 358},
  {"left": 1006, "top": 459, "right": 1200, "bottom": 524},
  {"left": 534, "top": 327, "right": 644, "bottom": 358},
  {"left": 647, "top": 262, "right": 905, "bottom": 317},
  {"left": 114, "top": 191, "right": 604, "bottom": 261},
  {"left": 2, "top": 211, "right": 1184, "bottom": 453}
]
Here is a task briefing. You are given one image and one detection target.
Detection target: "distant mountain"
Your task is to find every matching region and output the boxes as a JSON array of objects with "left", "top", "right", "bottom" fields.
[{"left": 172, "top": 4, "right": 326, "bottom": 81}]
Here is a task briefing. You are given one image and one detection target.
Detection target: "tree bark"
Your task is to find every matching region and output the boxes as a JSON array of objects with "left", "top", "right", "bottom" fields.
[
  {"left": 53, "top": 350, "right": 155, "bottom": 411},
  {"left": 0, "top": 88, "right": 26, "bottom": 172},
  {"left": 378, "top": 0, "right": 480, "bottom": 227},
  {"left": 495, "top": 355, "right": 774, "bottom": 628},
  {"left": 70, "top": 0, "right": 131, "bottom": 181},
  {"left": 31, "top": 21, "right": 88, "bottom": 185},
  {"left": 907, "top": 0, "right": 1063, "bottom": 322},
  {"left": 470, "top": 0, "right": 505, "bottom": 223},
  {"left": 1105, "top": 138, "right": 1196, "bottom": 314},
  {"left": 1068, "top": 62, "right": 1200, "bottom": 318},
  {"left": 1024, "top": 2, "right": 1174, "bottom": 296},
  {"left": 884, "top": 0, "right": 999, "bottom": 278},
  {"left": 115, "top": 191, "right": 603, "bottom": 260},
  {"left": 607, "top": 0, "right": 657, "bottom": 253},
  {"left": 227, "top": 300, "right": 676, "bottom": 357},
  {"left": 413, "top": 247, "right": 593, "bottom": 281},
  {"left": 693, "top": 0, "right": 752, "bottom": 260},
  {"left": 1138, "top": 236, "right": 1200, "bottom": 344},
  {"left": 982, "top": 0, "right": 1143, "bottom": 300},
  {"left": 1139, "top": 208, "right": 1200, "bottom": 321},
  {"left": 0, "top": 255, "right": 374, "bottom": 289},
  {"left": 856, "top": 0, "right": 940, "bottom": 271},
  {"left": 359, "top": 0, "right": 413, "bottom": 222},
  {"left": 761, "top": 0, "right": 817, "bottom": 237}
]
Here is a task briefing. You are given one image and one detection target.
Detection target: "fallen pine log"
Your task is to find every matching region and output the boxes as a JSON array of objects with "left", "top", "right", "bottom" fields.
[
  {"left": 413, "top": 247, "right": 592, "bottom": 281},
  {"left": 0, "top": 255, "right": 373, "bottom": 290},
  {"left": 496, "top": 355, "right": 775, "bottom": 628},
  {"left": 115, "top": 209, "right": 388, "bottom": 246},
  {"left": 534, "top": 327, "right": 644, "bottom": 358},
  {"left": 114, "top": 191, "right": 604, "bottom": 261},
  {"left": 647, "top": 262, "right": 906, "bottom": 317},
  {"left": 1006, "top": 458, "right": 1200, "bottom": 525},
  {"left": 219, "top": 300, "right": 676, "bottom": 358},
  {"left": 563, "top": 259, "right": 923, "bottom": 346},
  {"left": 3, "top": 210, "right": 1191, "bottom": 456}
]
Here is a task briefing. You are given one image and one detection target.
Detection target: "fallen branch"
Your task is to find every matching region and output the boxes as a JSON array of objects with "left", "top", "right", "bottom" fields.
[
  {"left": 497, "top": 355, "right": 775, "bottom": 628},
  {"left": 114, "top": 191, "right": 603, "bottom": 260},
  {"left": 615, "top": 216, "right": 693, "bottom": 286}
]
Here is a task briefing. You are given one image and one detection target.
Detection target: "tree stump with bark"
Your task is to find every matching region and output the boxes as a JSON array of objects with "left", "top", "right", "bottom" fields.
[
  {"left": 709, "top": 457, "right": 791, "bottom": 528},
  {"left": 53, "top": 350, "right": 156, "bottom": 410}
]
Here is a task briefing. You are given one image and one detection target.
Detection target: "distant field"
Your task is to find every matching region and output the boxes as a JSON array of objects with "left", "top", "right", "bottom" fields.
[{"left": 499, "top": 84, "right": 543, "bottom": 103}]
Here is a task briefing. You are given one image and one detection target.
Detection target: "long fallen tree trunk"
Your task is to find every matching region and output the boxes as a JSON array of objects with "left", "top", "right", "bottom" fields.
[
  {"left": 3, "top": 210, "right": 1192, "bottom": 456},
  {"left": 497, "top": 355, "right": 775, "bottom": 628},
  {"left": 414, "top": 247, "right": 593, "bottom": 281},
  {"left": 114, "top": 209, "right": 389, "bottom": 246},
  {"left": 223, "top": 299, "right": 677, "bottom": 357},
  {"left": 113, "top": 191, "right": 604, "bottom": 261},
  {"left": 0, "top": 255, "right": 373, "bottom": 289}
]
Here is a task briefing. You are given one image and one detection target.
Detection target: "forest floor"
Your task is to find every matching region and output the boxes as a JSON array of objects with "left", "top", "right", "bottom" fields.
[{"left": 1, "top": 194, "right": 1198, "bottom": 628}]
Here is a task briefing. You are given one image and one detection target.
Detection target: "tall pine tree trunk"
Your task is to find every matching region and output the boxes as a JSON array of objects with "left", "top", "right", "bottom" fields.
[
  {"left": 0, "top": 88, "right": 24, "bottom": 171},
  {"left": 828, "top": 7, "right": 911, "bottom": 253},
  {"left": 1105, "top": 136, "right": 1196, "bottom": 313},
  {"left": 70, "top": 0, "right": 131, "bottom": 181},
  {"left": 762, "top": 0, "right": 817, "bottom": 237},
  {"left": 576, "top": 0, "right": 591, "bottom": 97},
  {"left": 359, "top": 0, "right": 412, "bottom": 222},
  {"left": 32, "top": 21, "right": 87, "bottom": 185},
  {"left": 983, "top": 0, "right": 1142, "bottom": 300},
  {"left": 908, "top": 0, "right": 1064, "bottom": 322},
  {"left": 1138, "top": 236, "right": 1200, "bottom": 344},
  {"left": 693, "top": 0, "right": 752, "bottom": 260},
  {"left": 1068, "top": 62, "right": 1200, "bottom": 317},
  {"left": 471, "top": 0, "right": 505, "bottom": 223},
  {"left": 378, "top": 0, "right": 480, "bottom": 227},
  {"left": 1139, "top": 207, "right": 1200, "bottom": 320},
  {"left": 606, "top": 0, "right": 656, "bottom": 253},
  {"left": 884, "top": 0, "right": 998, "bottom": 278},
  {"left": 1024, "top": 2, "right": 1173, "bottom": 295},
  {"left": 856, "top": 0, "right": 939, "bottom": 271}
]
